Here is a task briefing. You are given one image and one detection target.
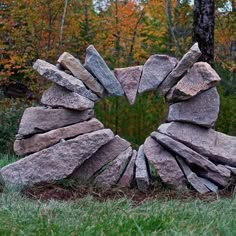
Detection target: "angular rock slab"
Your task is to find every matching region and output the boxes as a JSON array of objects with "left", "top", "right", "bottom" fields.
[
  {"left": 143, "top": 136, "right": 187, "bottom": 190},
  {"left": 138, "top": 55, "right": 177, "bottom": 93},
  {"left": 41, "top": 84, "right": 94, "bottom": 110},
  {"left": 159, "top": 43, "right": 202, "bottom": 95},
  {"left": 58, "top": 52, "right": 105, "bottom": 97},
  {"left": 114, "top": 66, "right": 142, "bottom": 105},
  {"left": 158, "top": 122, "right": 236, "bottom": 167},
  {"left": 151, "top": 132, "right": 230, "bottom": 187},
  {"left": 84, "top": 45, "right": 124, "bottom": 96},
  {"left": 166, "top": 62, "right": 221, "bottom": 103},
  {"left": 135, "top": 145, "right": 150, "bottom": 192},
  {"left": 14, "top": 118, "right": 104, "bottom": 156},
  {"left": 167, "top": 87, "right": 219, "bottom": 128},
  {"left": 18, "top": 107, "right": 94, "bottom": 137},
  {"left": 71, "top": 135, "right": 130, "bottom": 181},
  {"left": 94, "top": 147, "right": 133, "bottom": 188},
  {"left": 1, "top": 129, "right": 114, "bottom": 186},
  {"left": 33, "top": 59, "right": 98, "bottom": 101},
  {"left": 198, "top": 177, "right": 218, "bottom": 193}
]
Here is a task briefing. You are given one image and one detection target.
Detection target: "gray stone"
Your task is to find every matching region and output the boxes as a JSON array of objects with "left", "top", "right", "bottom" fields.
[
  {"left": 138, "top": 55, "right": 177, "bottom": 93},
  {"left": 41, "top": 84, "right": 94, "bottom": 110},
  {"left": 71, "top": 135, "right": 130, "bottom": 181},
  {"left": 225, "top": 165, "right": 236, "bottom": 175},
  {"left": 33, "top": 59, "right": 98, "bottom": 101},
  {"left": 84, "top": 45, "right": 124, "bottom": 96},
  {"left": 135, "top": 145, "right": 150, "bottom": 192},
  {"left": 1, "top": 129, "right": 114, "bottom": 186},
  {"left": 166, "top": 62, "right": 221, "bottom": 103},
  {"left": 0, "top": 173, "right": 5, "bottom": 192},
  {"left": 18, "top": 107, "right": 94, "bottom": 137},
  {"left": 151, "top": 132, "right": 230, "bottom": 187},
  {"left": 216, "top": 164, "right": 231, "bottom": 178},
  {"left": 94, "top": 147, "right": 133, "bottom": 188},
  {"left": 58, "top": 52, "right": 105, "bottom": 97},
  {"left": 167, "top": 87, "right": 219, "bottom": 128},
  {"left": 118, "top": 150, "right": 137, "bottom": 187},
  {"left": 159, "top": 43, "right": 202, "bottom": 95},
  {"left": 14, "top": 118, "right": 103, "bottom": 155},
  {"left": 143, "top": 136, "right": 187, "bottom": 190},
  {"left": 158, "top": 122, "right": 236, "bottom": 167},
  {"left": 175, "top": 156, "right": 209, "bottom": 193},
  {"left": 114, "top": 66, "right": 142, "bottom": 105},
  {"left": 198, "top": 177, "right": 218, "bottom": 193}
]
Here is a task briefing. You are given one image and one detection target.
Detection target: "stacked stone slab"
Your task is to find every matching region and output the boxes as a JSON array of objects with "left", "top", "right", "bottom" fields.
[{"left": 1, "top": 43, "right": 236, "bottom": 195}]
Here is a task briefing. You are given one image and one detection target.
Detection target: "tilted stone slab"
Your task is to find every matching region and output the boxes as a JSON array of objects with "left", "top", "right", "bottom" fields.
[
  {"left": 41, "top": 84, "right": 94, "bottom": 110},
  {"left": 94, "top": 147, "right": 133, "bottom": 188},
  {"left": 58, "top": 52, "right": 105, "bottom": 97},
  {"left": 198, "top": 177, "right": 218, "bottom": 193},
  {"left": 84, "top": 45, "right": 124, "bottom": 96},
  {"left": 167, "top": 87, "right": 219, "bottom": 128},
  {"left": 33, "top": 59, "right": 98, "bottom": 101},
  {"left": 138, "top": 55, "right": 177, "bottom": 93},
  {"left": 159, "top": 43, "right": 202, "bottom": 96},
  {"left": 18, "top": 107, "right": 94, "bottom": 137},
  {"left": 166, "top": 62, "right": 221, "bottom": 103},
  {"left": 151, "top": 132, "right": 230, "bottom": 187},
  {"left": 114, "top": 66, "right": 142, "bottom": 105},
  {"left": 14, "top": 118, "right": 103, "bottom": 155},
  {"left": 1, "top": 129, "right": 114, "bottom": 186},
  {"left": 71, "top": 135, "right": 130, "bottom": 181},
  {"left": 143, "top": 136, "right": 187, "bottom": 190},
  {"left": 158, "top": 122, "right": 236, "bottom": 167}
]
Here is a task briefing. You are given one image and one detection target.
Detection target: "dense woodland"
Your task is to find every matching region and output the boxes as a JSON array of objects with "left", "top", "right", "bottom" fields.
[{"left": 0, "top": 0, "right": 235, "bottom": 153}]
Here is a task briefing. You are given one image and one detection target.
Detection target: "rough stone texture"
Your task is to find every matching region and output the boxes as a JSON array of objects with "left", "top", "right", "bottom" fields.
[
  {"left": 175, "top": 156, "right": 209, "bottom": 193},
  {"left": 225, "top": 165, "right": 236, "bottom": 175},
  {"left": 135, "top": 145, "right": 150, "bottom": 192},
  {"left": 18, "top": 107, "right": 94, "bottom": 137},
  {"left": 151, "top": 132, "right": 230, "bottom": 187},
  {"left": 216, "top": 164, "right": 231, "bottom": 178},
  {"left": 58, "top": 52, "right": 105, "bottom": 97},
  {"left": 198, "top": 177, "right": 218, "bottom": 192},
  {"left": 14, "top": 118, "right": 103, "bottom": 155},
  {"left": 167, "top": 87, "right": 219, "bottom": 128},
  {"left": 1, "top": 129, "right": 114, "bottom": 186},
  {"left": 94, "top": 147, "right": 133, "bottom": 188},
  {"left": 33, "top": 59, "right": 98, "bottom": 101},
  {"left": 158, "top": 122, "right": 236, "bottom": 167},
  {"left": 138, "top": 55, "right": 177, "bottom": 93},
  {"left": 166, "top": 62, "right": 221, "bottom": 103},
  {"left": 143, "top": 136, "right": 187, "bottom": 190},
  {"left": 71, "top": 135, "right": 130, "bottom": 181},
  {"left": 84, "top": 45, "right": 124, "bottom": 96},
  {"left": 0, "top": 173, "right": 5, "bottom": 192},
  {"left": 114, "top": 66, "right": 142, "bottom": 105},
  {"left": 41, "top": 84, "right": 94, "bottom": 110},
  {"left": 159, "top": 43, "right": 202, "bottom": 95},
  {"left": 118, "top": 150, "right": 137, "bottom": 187}
]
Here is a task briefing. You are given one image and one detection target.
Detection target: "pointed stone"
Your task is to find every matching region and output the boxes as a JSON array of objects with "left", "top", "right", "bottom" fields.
[
  {"left": 198, "top": 177, "right": 218, "bottom": 193},
  {"left": 138, "top": 55, "right": 177, "bottom": 93},
  {"left": 33, "top": 59, "right": 98, "bottom": 101},
  {"left": 114, "top": 66, "right": 142, "bottom": 105},
  {"left": 84, "top": 45, "right": 124, "bottom": 96}
]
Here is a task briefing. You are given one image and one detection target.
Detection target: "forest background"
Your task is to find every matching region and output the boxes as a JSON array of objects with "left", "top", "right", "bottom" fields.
[{"left": 0, "top": 0, "right": 235, "bottom": 154}]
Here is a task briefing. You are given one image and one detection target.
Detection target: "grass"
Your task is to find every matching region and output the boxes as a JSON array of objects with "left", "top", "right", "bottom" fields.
[{"left": 0, "top": 153, "right": 18, "bottom": 168}]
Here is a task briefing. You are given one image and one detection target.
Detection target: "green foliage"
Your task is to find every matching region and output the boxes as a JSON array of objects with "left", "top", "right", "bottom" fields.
[{"left": 0, "top": 153, "right": 18, "bottom": 168}]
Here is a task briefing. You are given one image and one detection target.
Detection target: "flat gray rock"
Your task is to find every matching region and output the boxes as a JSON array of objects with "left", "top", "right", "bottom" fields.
[
  {"left": 138, "top": 55, "right": 177, "bottom": 93},
  {"left": 159, "top": 43, "right": 202, "bottom": 95},
  {"left": 71, "top": 135, "right": 130, "bottom": 181},
  {"left": 14, "top": 118, "right": 103, "bottom": 155},
  {"left": 225, "top": 165, "right": 236, "bottom": 175},
  {"left": 33, "top": 59, "right": 98, "bottom": 101},
  {"left": 58, "top": 52, "right": 105, "bottom": 97},
  {"left": 84, "top": 45, "right": 124, "bottom": 96},
  {"left": 94, "top": 147, "right": 133, "bottom": 188},
  {"left": 114, "top": 66, "right": 142, "bottom": 105},
  {"left": 135, "top": 145, "right": 150, "bottom": 192},
  {"left": 167, "top": 87, "right": 219, "bottom": 128},
  {"left": 151, "top": 132, "right": 230, "bottom": 187},
  {"left": 18, "top": 107, "right": 94, "bottom": 137},
  {"left": 158, "top": 122, "right": 236, "bottom": 167},
  {"left": 166, "top": 62, "right": 221, "bottom": 103},
  {"left": 198, "top": 177, "right": 218, "bottom": 193},
  {"left": 41, "top": 84, "right": 94, "bottom": 110},
  {"left": 1, "top": 129, "right": 114, "bottom": 186},
  {"left": 143, "top": 136, "right": 187, "bottom": 190}
]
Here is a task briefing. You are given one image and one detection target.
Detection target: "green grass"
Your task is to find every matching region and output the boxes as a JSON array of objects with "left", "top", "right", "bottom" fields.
[{"left": 0, "top": 153, "right": 18, "bottom": 168}]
